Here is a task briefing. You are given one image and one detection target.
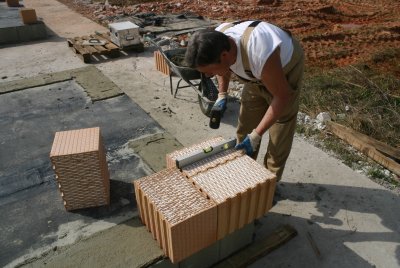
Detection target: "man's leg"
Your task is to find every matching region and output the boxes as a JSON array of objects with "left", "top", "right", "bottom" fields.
[
  {"left": 264, "top": 40, "right": 304, "bottom": 181},
  {"left": 237, "top": 82, "right": 268, "bottom": 160},
  {"left": 264, "top": 107, "right": 298, "bottom": 181}
]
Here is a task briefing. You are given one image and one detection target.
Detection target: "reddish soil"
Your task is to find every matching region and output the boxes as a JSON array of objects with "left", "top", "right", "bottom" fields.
[{"left": 60, "top": 0, "right": 400, "bottom": 75}]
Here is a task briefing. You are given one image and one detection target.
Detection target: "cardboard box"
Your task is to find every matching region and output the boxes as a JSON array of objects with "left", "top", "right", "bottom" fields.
[{"left": 20, "top": 8, "right": 38, "bottom": 25}]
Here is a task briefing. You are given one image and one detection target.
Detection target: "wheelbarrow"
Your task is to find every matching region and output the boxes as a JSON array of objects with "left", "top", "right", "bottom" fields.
[{"left": 148, "top": 36, "right": 219, "bottom": 117}]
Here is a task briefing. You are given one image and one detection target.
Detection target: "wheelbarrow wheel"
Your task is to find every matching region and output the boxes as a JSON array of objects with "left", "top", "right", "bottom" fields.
[{"left": 198, "top": 77, "right": 218, "bottom": 117}]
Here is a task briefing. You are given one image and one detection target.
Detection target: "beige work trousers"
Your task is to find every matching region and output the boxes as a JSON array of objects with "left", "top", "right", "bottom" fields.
[{"left": 237, "top": 38, "right": 304, "bottom": 181}]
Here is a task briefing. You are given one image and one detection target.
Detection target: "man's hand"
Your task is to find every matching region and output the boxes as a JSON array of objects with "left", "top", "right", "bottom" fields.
[
  {"left": 235, "top": 129, "right": 261, "bottom": 156},
  {"left": 213, "top": 92, "right": 228, "bottom": 114}
]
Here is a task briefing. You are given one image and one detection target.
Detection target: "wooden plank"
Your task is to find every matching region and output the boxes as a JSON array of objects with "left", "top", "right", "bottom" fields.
[
  {"left": 95, "top": 32, "right": 119, "bottom": 49},
  {"left": 73, "top": 45, "right": 91, "bottom": 63},
  {"left": 327, "top": 121, "right": 400, "bottom": 176},
  {"left": 94, "top": 33, "right": 120, "bottom": 58},
  {"left": 328, "top": 121, "right": 400, "bottom": 161},
  {"left": 88, "top": 34, "right": 109, "bottom": 53},
  {"left": 214, "top": 225, "right": 298, "bottom": 268},
  {"left": 84, "top": 44, "right": 99, "bottom": 54}
]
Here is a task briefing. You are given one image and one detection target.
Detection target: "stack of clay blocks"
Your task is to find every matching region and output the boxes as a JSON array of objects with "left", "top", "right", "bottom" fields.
[
  {"left": 135, "top": 137, "right": 276, "bottom": 262},
  {"left": 184, "top": 153, "right": 276, "bottom": 239},
  {"left": 168, "top": 137, "right": 276, "bottom": 239},
  {"left": 50, "top": 127, "right": 110, "bottom": 211},
  {"left": 154, "top": 50, "right": 171, "bottom": 76},
  {"left": 134, "top": 168, "right": 217, "bottom": 263}
]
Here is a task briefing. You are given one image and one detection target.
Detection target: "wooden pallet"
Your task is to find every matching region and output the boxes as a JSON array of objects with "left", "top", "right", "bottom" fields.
[{"left": 67, "top": 32, "right": 120, "bottom": 63}]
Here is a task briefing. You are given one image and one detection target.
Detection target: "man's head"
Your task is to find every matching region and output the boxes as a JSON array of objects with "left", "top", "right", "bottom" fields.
[{"left": 185, "top": 29, "right": 233, "bottom": 77}]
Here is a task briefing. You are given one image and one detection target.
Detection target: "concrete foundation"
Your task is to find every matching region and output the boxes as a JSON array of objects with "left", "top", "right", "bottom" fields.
[
  {"left": 151, "top": 222, "right": 255, "bottom": 268},
  {"left": 0, "top": 77, "right": 164, "bottom": 267},
  {"left": 0, "top": 2, "right": 47, "bottom": 45}
]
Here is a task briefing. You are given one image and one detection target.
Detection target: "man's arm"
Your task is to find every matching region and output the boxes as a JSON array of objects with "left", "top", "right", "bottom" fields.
[
  {"left": 216, "top": 71, "right": 231, "bottom": 94},
  {"left": 255, "top": 47, "right": 295, "bottom": 136}
]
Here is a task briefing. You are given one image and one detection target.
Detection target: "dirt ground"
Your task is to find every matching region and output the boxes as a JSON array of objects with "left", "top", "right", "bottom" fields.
[{"left": 58, "top": 0, "right": 400, "bottom": 77}]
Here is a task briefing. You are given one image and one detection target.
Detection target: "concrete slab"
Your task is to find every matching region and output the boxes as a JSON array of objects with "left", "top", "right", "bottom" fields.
[
  {"left": 0, "top": 66, "right": 123, "bottom": 100},
  {"left": 0, "top": 79, "right": 166, "bottom": 267},
  {"left": 18, "top": 217, "right": 164, "bottom": 268},
  {"left": 23, "top": 0, "right": 107, "bottom": 39}
]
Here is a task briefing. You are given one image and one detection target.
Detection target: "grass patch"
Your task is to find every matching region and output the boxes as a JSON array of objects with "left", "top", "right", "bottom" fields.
[
  {"left": 300, "top": 65, "right": 400, "bottom": 147},
  {"left": 299, "top": 65, "right": 400, "bottom": 187}
]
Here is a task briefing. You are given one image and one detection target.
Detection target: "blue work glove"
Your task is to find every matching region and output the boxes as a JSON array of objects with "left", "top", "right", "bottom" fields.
[
  {"left": 213, "top": 92, "right": 228, "bottom": 114},
  {"left": 235, "top": 129, "right": 262, "bottom": 156}
]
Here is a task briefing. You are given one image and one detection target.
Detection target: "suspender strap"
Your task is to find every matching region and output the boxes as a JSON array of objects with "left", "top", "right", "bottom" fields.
[
  {"left": 220, "top": 20, "right": 262, "bottom": 80},
  {"left": 240, "top": 20, "right": 261, "bottom": 80},
  {"left": 219, "top": 20, "right": 246, "bottom": 32}
]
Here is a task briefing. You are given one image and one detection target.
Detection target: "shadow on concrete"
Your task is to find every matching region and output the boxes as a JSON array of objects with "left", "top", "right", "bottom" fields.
[
  {"left": 0, "top": 26, "right": 66, "bottom": 48},
  {"left": 278, "top": 182, "right": 399, "bottom": 234},
  {"left": 253, "top": 182, "right": 400, "bottom": 267},
  {"left": 67, "top": 179, "right": 137, "bottom": 219}
]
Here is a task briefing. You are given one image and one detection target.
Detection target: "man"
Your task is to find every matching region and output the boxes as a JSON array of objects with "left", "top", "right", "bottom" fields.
[{"left": 185, "top": 20, "right": 304, "bottom": 181}]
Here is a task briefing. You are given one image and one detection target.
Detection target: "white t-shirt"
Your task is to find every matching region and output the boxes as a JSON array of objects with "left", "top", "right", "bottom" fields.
[{"left": 216, "top": 21, "right": 293, "bottom": 80}]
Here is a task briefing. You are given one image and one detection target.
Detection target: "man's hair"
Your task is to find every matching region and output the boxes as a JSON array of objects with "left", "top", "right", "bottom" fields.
[{"left": 185, "top": 29, "right": 231, "bottom": 68}]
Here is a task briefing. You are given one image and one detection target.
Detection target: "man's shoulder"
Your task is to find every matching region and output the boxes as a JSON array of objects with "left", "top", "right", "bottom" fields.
[{"left": 215, "top": 22, "right": 237, "bottom": 32}]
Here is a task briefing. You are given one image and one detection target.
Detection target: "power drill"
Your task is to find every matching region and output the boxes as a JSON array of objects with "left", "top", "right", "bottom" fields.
[{"left": 209, "top": 106, "right": 223, "bottom": 129}]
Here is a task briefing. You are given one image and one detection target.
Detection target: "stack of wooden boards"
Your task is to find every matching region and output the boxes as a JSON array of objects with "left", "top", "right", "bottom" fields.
[
  {"left": 134, "top": 137, "right": 276, "bottom": 263},
  {"left": 50, "top": 127, "right": 110, "bottom": 211}
]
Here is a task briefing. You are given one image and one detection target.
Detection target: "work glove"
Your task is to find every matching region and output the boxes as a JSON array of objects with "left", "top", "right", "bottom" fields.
[
  {"left": 213, "top": 92, "right": 228, "bottom": 114},
  {"left": 235, "top": 129, "right": 261, "bottom": 156}
]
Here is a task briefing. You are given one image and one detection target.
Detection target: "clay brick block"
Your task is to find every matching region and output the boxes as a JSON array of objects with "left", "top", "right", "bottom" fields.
[
  {"left": 136, "top": 137, "right": 275, "bottom": 263},
  {"left": 6, "top": 0, "right": 19, "bottom": 7},
  {"left": 134, "top": 168, "right": 217, "bottom": 263},
  {"left": 186, "top": 154, "right": 276, "bottom": 240},
  {"left": 20, "top": 8, "right": 38, "bottom": 25},
  {"left": 154, "top": 50, "right": 171, "bottom": 76},
  {"left": 50, "top": 127, "right": 110, "bottom": 211}
]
